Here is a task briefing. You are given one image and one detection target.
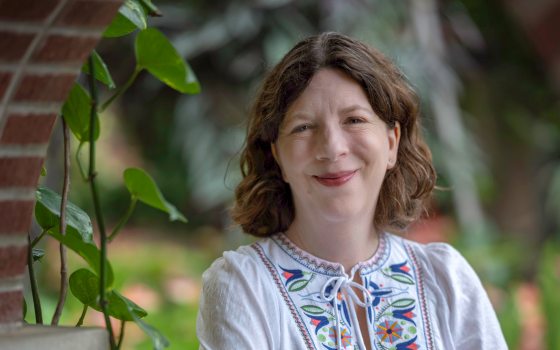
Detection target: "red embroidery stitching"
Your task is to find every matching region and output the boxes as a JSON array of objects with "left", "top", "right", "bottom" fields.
[
  {"left": 406, "top": 243, "right": 435, "bottom": 349},
  {"left": 252, "top": 243, "right": 316, "bottom": 350}
]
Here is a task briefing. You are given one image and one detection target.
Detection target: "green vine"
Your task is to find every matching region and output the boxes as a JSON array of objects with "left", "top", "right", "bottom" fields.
[{"left": 25, "top": 0, "right": 197, "bottom": 348}]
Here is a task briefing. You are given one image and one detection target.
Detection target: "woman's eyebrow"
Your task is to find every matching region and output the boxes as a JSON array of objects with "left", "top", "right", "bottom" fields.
[
  {"left": 283, "top": 111, "right": 313, "bottom": 124},
  {"left": 338, "top": 104, "right": 374, "bottom": 115}
]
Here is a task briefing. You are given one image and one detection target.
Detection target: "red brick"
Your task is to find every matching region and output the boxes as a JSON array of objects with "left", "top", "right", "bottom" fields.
[
  {"left": 0, "top": 0, "right": 60, "bottom": 23},
  {"left": 530, "top": 2, "right": 560, "bottom": 61},
  {"left": 0, "top": 72, "right": 12, "bottom": 100},
  {"left": 13, "top": 73, "right": 76, "bottom": 102},
  {"left": 0, "top": 245, "right": 27, "bottom": 279},
  {"left": 0, "top": 114, "right": 57, "bottom": 145},
  {"left": 0, "top": 158, "right": 44, "bottom": 187},
  {"left": 32, "top": 34, "right": 100, "bottom": 64},
  {"left": 55, "top": 0, "right": 123, "bottom": 28},
  {"left": 0, "top": 201, "right": 35, "bottom": 233},
  {"left": 0, "top": 291, "right": 23, "bottom": 324},
  {"left": 0, "top": 31, "right": 35, "bottom": 62}
]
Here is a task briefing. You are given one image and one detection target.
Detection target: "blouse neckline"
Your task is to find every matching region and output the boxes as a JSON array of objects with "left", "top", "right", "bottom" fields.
[{"left": 272, "top": 231, "right": 390, "bottom": 276}]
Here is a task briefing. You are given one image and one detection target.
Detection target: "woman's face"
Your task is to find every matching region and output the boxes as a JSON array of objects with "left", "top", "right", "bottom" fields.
[{"left": 272, "top": 68, "right": 400, "bottom": 223}]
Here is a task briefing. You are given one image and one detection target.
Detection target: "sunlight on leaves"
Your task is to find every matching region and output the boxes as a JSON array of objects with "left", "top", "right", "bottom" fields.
[{"left": 120, "top": 0, "right": 147, "bottom": 30}]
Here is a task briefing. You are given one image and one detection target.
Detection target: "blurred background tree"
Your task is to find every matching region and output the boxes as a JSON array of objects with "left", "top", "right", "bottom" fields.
[{"left": 34, "top": 0, "right": 560, "bottom": 349}]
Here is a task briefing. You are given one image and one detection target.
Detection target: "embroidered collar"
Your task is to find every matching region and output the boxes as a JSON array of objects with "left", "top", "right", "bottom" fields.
[
  {"left": 271, "top": 232, "right": 390, "bottom": 276},
  {"left": 253, "top": 233, "right": 435, "bottom": 350}
]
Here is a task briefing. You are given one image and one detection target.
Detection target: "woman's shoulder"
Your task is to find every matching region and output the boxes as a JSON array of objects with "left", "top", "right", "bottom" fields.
[
  {"left": 202, "top": 242, "right": 264, "bottom": 284},
  {"left": 388, "top": 234, "right": 471, "bottom": 273},
  {"left": 386, "top": 233, "right": 484, "bottom": 292}
]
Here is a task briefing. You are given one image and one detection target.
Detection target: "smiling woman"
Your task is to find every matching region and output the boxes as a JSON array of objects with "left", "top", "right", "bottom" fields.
[{"left": 196, "top": 32, "right": 507, "bottom": 350}]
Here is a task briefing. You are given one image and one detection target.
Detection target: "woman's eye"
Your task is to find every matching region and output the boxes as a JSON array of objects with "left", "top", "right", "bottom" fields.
[
  {"left": 292, "top": 124, "right": 312, "bottom": 133},
  {"left": 346, "top": 117, "right": 365, "bottom": 124}
]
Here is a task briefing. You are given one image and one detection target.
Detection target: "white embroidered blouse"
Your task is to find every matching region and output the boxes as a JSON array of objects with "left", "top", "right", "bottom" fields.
[{"left": 197, "top": 232, "right": 507, "bottom": 350}]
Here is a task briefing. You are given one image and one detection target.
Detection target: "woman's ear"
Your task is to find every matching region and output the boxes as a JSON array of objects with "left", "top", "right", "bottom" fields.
[
  {"left": 271, "top": 143, "right": 279, "bottom": 164},
  {"left": 387, "top": 121, "right": 401, "bottom": 169}
]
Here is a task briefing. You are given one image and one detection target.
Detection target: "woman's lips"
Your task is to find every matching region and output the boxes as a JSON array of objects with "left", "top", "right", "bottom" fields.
[{"left": 313, "top": 170, "right": 356, "bottom": 187}]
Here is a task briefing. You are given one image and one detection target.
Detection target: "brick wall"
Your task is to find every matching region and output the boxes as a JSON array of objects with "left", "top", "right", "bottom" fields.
[{"left": 0, "top": 0, "right": 122, "bottom": 328}]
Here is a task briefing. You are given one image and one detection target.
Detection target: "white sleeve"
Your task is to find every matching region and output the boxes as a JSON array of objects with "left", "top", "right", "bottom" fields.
[
  {"left": 196, "top": 250, "right": 277, "bottom": 350},
  {"left": 422, "top": 243, "right": 508, "bottom": 350}
]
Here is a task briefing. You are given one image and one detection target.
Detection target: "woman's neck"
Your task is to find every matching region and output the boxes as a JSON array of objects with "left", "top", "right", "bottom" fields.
[{"left": 285, "top": 215, "right": 379, "bottom": 273}]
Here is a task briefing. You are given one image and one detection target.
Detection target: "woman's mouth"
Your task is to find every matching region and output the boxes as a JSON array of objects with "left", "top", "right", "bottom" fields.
[{"left": 313, "top": 170, "right": 356, "bottom": 187}]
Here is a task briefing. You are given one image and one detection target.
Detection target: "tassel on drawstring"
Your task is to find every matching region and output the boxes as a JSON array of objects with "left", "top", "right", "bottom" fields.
[{"left": 319, "top": 274, "right": 373, "bottom": 350}]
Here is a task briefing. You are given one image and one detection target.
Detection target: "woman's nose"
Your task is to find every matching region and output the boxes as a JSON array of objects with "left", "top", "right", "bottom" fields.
[{"left": 315, "top": 124, "right": 348, "bottom": 162}]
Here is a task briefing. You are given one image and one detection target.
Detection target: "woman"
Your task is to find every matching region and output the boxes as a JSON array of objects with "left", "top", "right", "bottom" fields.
[{"left": 197, "top": 32, "right": 507, "bottom": 350}]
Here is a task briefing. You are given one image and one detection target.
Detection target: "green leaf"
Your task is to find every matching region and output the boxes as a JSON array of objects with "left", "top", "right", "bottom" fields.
[
  {"left": 103, "top": 13, "right": 138, "bottom": 38},
  {"left": 390, "top": 298, "right": 415, "bottom": 308},
  {"left": 40, "top": 166, "right": 47, "bottom": 176},
  {"left": 389, "top": 274, "right": 414, "bottom": 285},
  {"left": 135, "top": 28, "right": 201, "bottom": 94},
  {"left": 35, "top": 186, "right": 93, "bottom": 243},
  {"left": 123, "top": 168, "right": 187, "bottom": 222},
  {"left": 70, "top": 268, "right": 100, "bottom": 305},
  {"left": 119, "top": 0, "right": 147, "bottom": 30},
  {"left": 137, "top": 0, "right": 161, "bottom": 16},
  {"left": 288, "top": 279, "right": 310, "bottom": 292},
  {"left": 82, "top": 51, "right": 115, "bottom": 89},
  {"left": 131, "top": 311, "right": 170, "bottom": 350},
  {"left": 40, "top": 204, "right": 114, "bottom": 288},
  {"left": 31, "top": 248, "right": 45, "bottom": 262},
  {"left": 104, "top": 290, "right": 147, "bottom": 321},
  {"left": 301, "top": 305, "right": 324, "bottom": 315},
  {"left": 61, "top": 83, "right": 100, "bottom": 142},
  {"left": 69, "top": 272, "right": 148, "bottom": 322},
  {"left": 48, "top": 229, "right": 114, "bottom": 288}
]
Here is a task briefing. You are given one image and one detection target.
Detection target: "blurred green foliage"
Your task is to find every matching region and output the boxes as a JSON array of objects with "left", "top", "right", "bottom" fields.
[{"left": 35, "top": 0, "right": 560, "bottom": 348}]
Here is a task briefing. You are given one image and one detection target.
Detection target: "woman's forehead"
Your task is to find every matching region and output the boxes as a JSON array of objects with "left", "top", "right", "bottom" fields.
[{"left": 282, "top": 69, "right": 374, "bottom": 122}]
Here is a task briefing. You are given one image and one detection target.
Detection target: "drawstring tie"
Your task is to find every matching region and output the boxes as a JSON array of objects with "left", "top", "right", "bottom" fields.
[{"left": 319, "top": 274, "right": 373, "bottom": 350}]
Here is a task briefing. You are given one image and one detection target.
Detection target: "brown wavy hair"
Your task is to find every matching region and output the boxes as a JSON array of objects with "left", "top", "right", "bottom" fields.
[{"left": 232, "top": 32, "right": 436, "bottom": 237}]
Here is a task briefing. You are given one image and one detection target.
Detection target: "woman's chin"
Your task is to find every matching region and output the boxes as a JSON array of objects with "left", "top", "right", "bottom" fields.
[{"left": 315, "top": 203, "right": 368, "bottom": 223}]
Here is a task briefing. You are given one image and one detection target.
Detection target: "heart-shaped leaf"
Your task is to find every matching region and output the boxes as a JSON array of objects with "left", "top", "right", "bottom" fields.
[
  {"left": 104, "top": 290, "right": 147, "bottom": 321},
  {"left": 70, "top": 268, "right": 100, "bottom": 306},
  {"left": 123, "top": 168, "right": 187, "bottom": 223},
  {"left": 135, "top": 28, "right": 200, "bottom": 94},
  {"left": 61, "top": 83, "right": 100, "bottom": 142},
  {"left": 82, "top": 51, "right": 115, "bottom": 89},
  {"left": 35, "top": 186, "right": 93, "bottom": 243},
  {"left": 103, "top": 13, "right": 137, "bottom": 38}
]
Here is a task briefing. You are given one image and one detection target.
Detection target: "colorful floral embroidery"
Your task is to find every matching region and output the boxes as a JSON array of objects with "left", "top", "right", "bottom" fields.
[
  {"left": 376, "top": 319, "right": 403, "bottom": 343},
  {"left": 329, "top": 327, "right": 352, "bottom": 347},
  {"left": 280, "top": 266, "right": 315, "bottom": 291},
  {"left": 254, "top": 234, "right": 433, "bottom": 350}
]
